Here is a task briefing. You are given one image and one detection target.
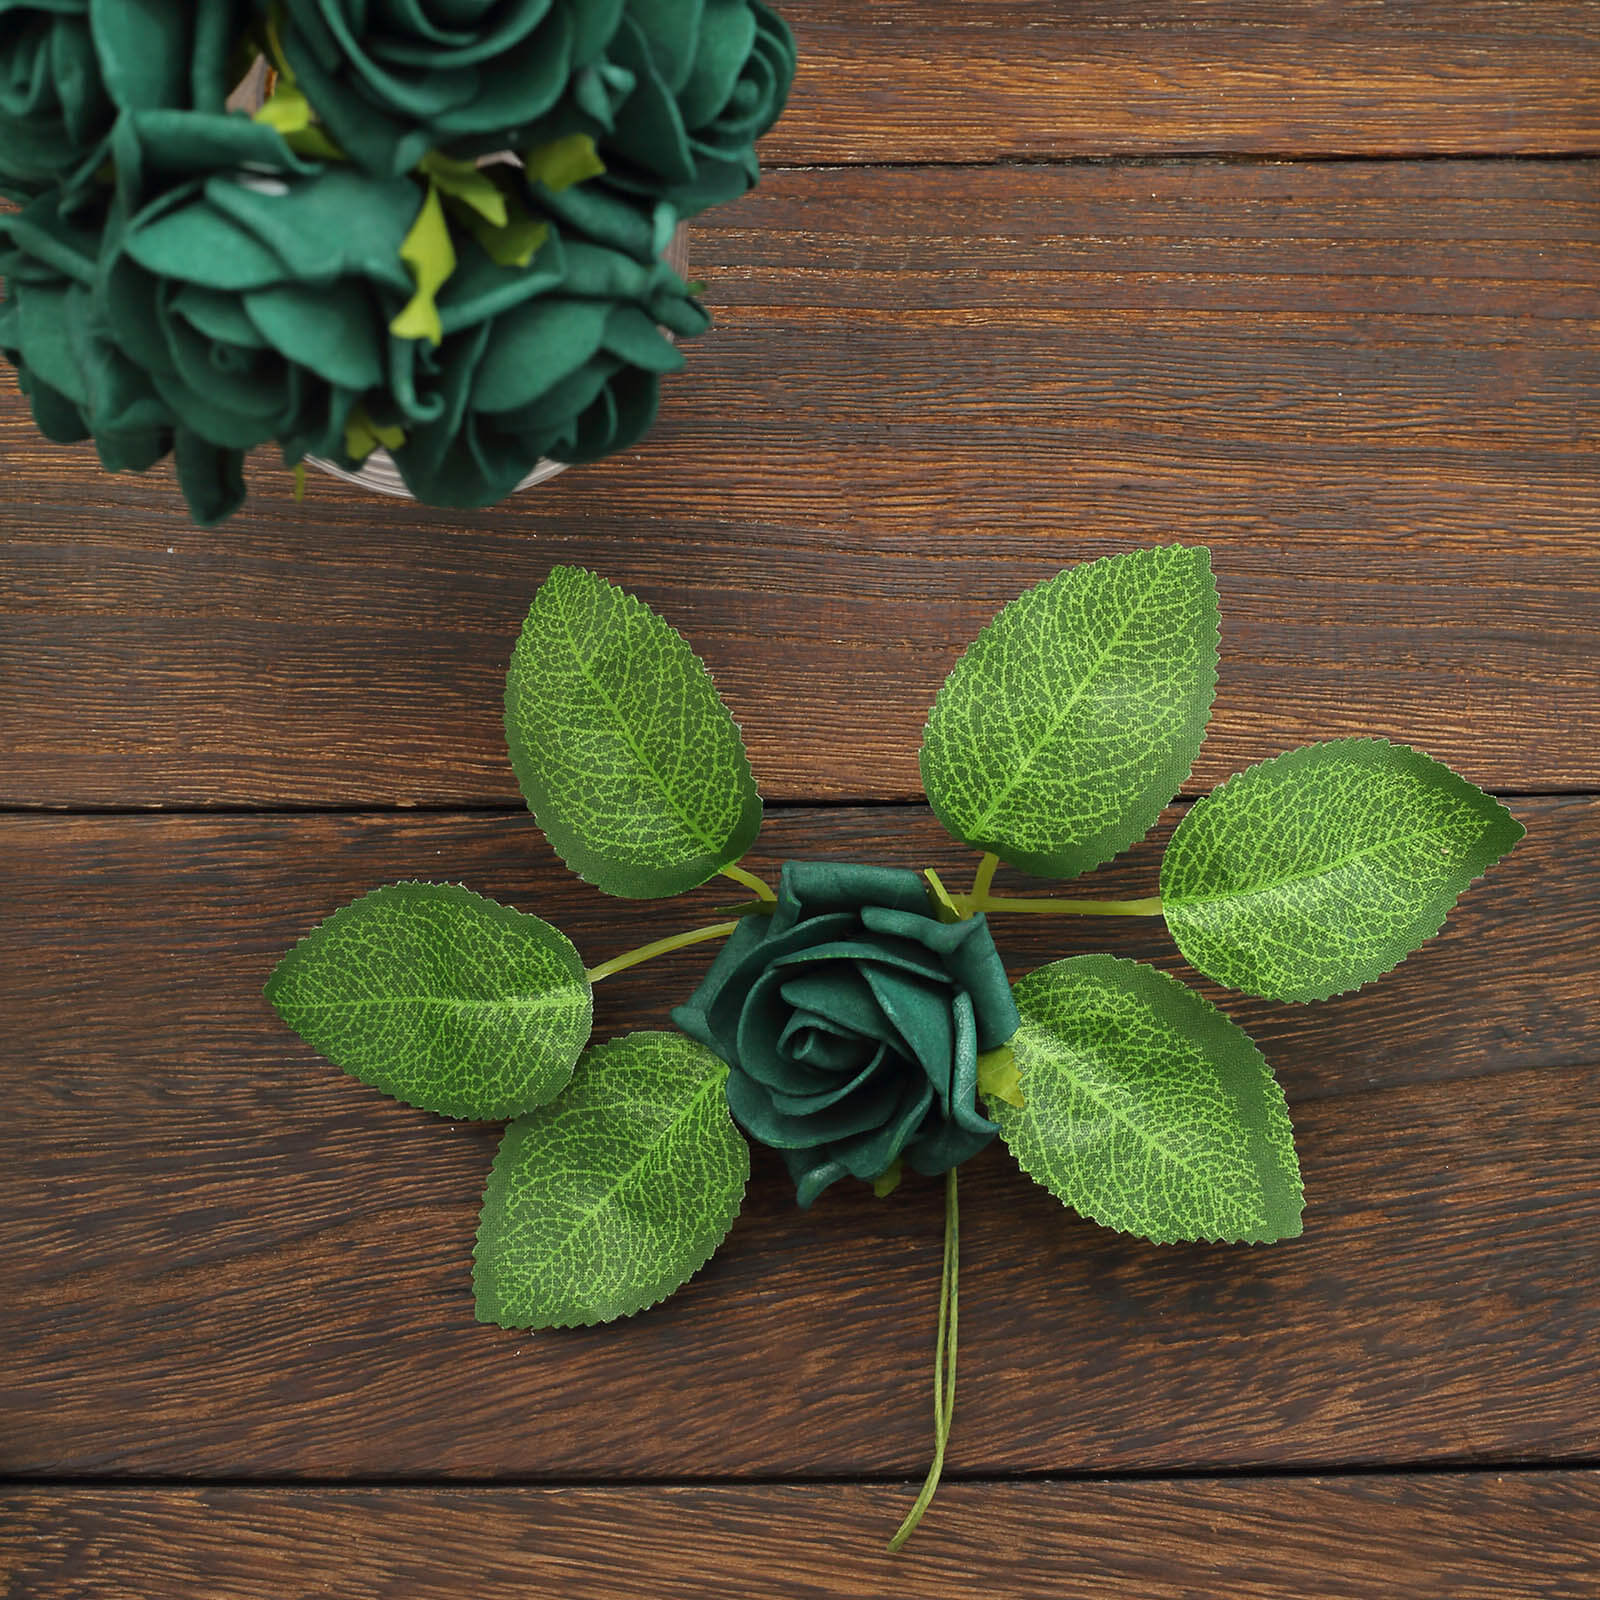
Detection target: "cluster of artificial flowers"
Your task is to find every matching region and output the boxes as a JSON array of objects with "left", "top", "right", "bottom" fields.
[
  {"left": 268, "top": 547, "right": 1522, "bottom": 1547},
  {"left": 0, "top": 0, "right": 795, "bottom": 522}
]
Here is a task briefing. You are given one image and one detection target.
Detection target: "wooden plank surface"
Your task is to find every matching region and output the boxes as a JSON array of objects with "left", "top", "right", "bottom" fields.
[
  {"left": 4, "top": 799, "right": 1594, "bottom": 1478},
  {"left": 4, "top": 5, "right": 1596, "bottom": 1586},
  {"left": 770, "top": 1, "right": 1600, "bottom": 160},
  {"left": 4, "top": 161, "right": 1596, "bottom": 809},
  {"left": 6, "top": 1476, "right": 1599, "bottom": 1600}
]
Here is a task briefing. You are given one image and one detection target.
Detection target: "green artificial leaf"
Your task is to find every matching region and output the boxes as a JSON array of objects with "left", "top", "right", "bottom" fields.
[
  {"left": 391, "top": 181, "right": 455, "bottom": 346},
  {"left": 284, "top": 124, "right": 347, "bottom": 162},
  {"left": 473, "top": 1031, "right": 749, "bottom": 1328},
  {"left": 468, "top": 195, "right": 549, "bottom": 269},
  {"left": 505, "top": 566, "right": 763, "bottom": 899},
  {"left": 524, "top": 132, "right": 606, "bottom": 193},
  {"left": 922, "top": 867, "right": 964, "bottom": 923},
  {"left": 1161, "top": 740, "right": 1525, "bottom": 1002},
  {"left": 344, "top": 402, "right": 405, "bottom": 462},
  {"left": 872, "top": 1160, "right": 904, "bottom": 1199},
  {"left": 254, "top": 80, "right": 312, "bottom": 135},
  {"left": 976, "top": 1042, "right": 1023, "bottom": 1109},
  {"left": 421, "top": 152, "right": 509, "bottom": 227},
  {"left": 267, "top": 883, "right": 593, "bottom": 1120},
  {"left": 920, "top": 545, "right": 1219, "bottom": 880},
  {"left": 992, "top": 955, "right": 1303, "bottom": 1244}
]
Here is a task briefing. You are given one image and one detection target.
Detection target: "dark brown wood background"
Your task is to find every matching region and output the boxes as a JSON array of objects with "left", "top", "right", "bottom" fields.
[{"left": 3, "top": 5, "right": 1597, "bottom": 1595}]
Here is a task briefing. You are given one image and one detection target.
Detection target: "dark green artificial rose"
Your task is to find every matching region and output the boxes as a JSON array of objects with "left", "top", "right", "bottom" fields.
[
  {"left": 97, "top": 108, "right": 424, "bottom": 516},
  {"left": 276, "top": 0, "right": 630, "bottom": 177},
  {"left": 1, "top": 4, "right": 792, "bottom": 520},
  {"left": 0, "top": 187, "right": 177, "bottom": 470},
  {"left": 0, "top": 0, "right": 249, "bottom": 198},
  {"left": 0, "top": 0, "right": 109, "bottom": 196},
  {"left": 673, "top": 862, "right": 1021, "bottom": 1207},
  {"left": 604, "top": 0, "right": 796, "bottom": 216},
  {"left": 384, "top": 216, "right": 709, "bottom": 507},
  {"left": 529, "top": 167, "right": 679, "bottom": 267}
]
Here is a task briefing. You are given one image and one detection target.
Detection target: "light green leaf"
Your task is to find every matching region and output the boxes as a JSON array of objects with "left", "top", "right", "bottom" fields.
[
  {"left": 505, "top": 566, "right": 763, "bottom": 899},
  {"left": 267, "top": 883, "right": 593, "bottom": 1120},
  {"left": 390, "top": 181, "right": 455, "bottom": 346},
  {"left": 523, "top": 132, "right": 606, "bottom": 193},
  {"left": 993, "top": 955, "right": 1303, "bottom": 1244},
  {"left": 473, "top": 1031, "right": 749, "bottom": 1328},
  {"left": 344, "top": 402, "right": 405, "bottom": 462},
  {"left": 1162, "top": 740, "right": 1524, "bottom": 1002},
  {"left": 920, "top": 545, "right": 1218, "bottom": 880},
  {"left": 976, "top": 1042, "right": 1023, "bottom": 1109},
  {"left": 420, "top": 151, "right": 509, "bottom": 227},
  {"left": 284, "top": 124, "right": 346, "bottom": 162},
  {"left": 872, "top": 1160, "right": 904, "bottom": 1199},
  {"left": 469, "top": 203, "right": 549, "bottom": 269},
  {"left": 254, "top": 80, "right": 311, "bottom": 135}
]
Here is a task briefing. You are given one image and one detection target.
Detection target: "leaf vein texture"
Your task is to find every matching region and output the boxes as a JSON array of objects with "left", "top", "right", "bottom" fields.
[
  {"left": 505, "top": 567, "right": 763, "bottom": 898},
  {"left": 1162, "top": 740, "right": 1524, "bottom": 1001},
  {"left": 993, "top": 955, "right": 1303, "bottom": 1244},
  {"left": 473, "top": 1032, "right": 750, "bottom": 1328},
  {"left": 921, "top": 545, "right": 1218, "bottom": 881}
]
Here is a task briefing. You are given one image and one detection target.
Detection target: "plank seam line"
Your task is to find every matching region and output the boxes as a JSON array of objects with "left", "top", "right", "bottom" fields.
[
  {"left": 4, "top": 1460, "right": 1597, "bottom": 1494},
  {"left": 0, "top": 789, "right": 1587, "bottom": 821},
  {"left": 760, "top": 151, "right": 1600, "bottom": 175}
]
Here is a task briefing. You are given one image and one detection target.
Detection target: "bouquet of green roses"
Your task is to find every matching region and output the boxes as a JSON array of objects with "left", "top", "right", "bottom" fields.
[{"left": 0, "top": 0, "right": 795, "bottom": 523}]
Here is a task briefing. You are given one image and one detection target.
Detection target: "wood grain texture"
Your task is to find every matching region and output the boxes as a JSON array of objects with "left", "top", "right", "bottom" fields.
[
  {"left": 5, "top": 1476, "right": 1600, "bottom": 1600},
  {"left": 4, "top": 162, "right": 1595, "bottom": 808},
  {"left": 768, "top": 1, "right": 1600, "bottom": 161},
  {"left": 3, "top": 799, "right": 1593, "bottom": 1478}
]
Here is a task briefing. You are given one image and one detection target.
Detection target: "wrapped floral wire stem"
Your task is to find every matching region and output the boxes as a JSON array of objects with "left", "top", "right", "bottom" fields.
[
  {"left": 0, "top": 0, "right": 796, "bottom": 523},
  {"left": 267, "top": 545, "right": 1524, "bottom": 1548}
]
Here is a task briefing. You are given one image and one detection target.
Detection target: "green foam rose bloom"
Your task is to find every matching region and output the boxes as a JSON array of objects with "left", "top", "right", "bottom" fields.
[
  {"left": 0, "top": 188, "right": 175, "bottom": 470},
  {"left": 96, "top": 109, "right": 422, "bottom": 513},
  {"left": 0, "top": 0, "right": 250, "bottom": 199},
  {"left": 275, "top": 0, "right": 630, "bottom": 177},
  {"left": 0, "top": 0, "right": 111, "bottom": 196},
  {"left": 384, "top": 234, "right": 708, "bottom": 508},
  {"left": 603, "top": 0, "right": 796, "bottom": 217},
  {"left": 673, "top": 862, "right": 1021, "bottom": 1208},
  {"left": 0, "top": 180, "right": 260, "bottom": 525},
  {"left": 383, "top": 184, "right": 710, "bottom": 507}
]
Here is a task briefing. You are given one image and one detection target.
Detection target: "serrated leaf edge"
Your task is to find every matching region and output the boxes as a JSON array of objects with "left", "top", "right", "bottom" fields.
[
  {"left": 1161, "top": 738, "right": 1526, "bottom": 1004},
  {"left": 265, "top": 880, "right": 593, "bottom": 1121},
  {"left": 471, "top": 1032, "right": 749, "bottom": 1330},
  {"left": 504, "top": 565, "right": 764, "bottom": 901},
  {"left": 918, "top": 543, "right": 1220, "bottom": 880},
  {"left": 999, "top": 957, "right": 1304, "bottom": 1246}
]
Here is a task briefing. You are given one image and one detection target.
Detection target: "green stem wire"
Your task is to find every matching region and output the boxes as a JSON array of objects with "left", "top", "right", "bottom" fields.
[
  {"left": 583, "top": 921, "right": 740, "bottom": 984},
  {"left": 960, "top": 851, "right": 1161, "bottom": 919},
  {"left": 970, "top": 851, "right": 1001, "bottom": 910},
  {"left": 967, "top": 894, "right": 1163, "bottom": 917},
  {"left": 888, "top": 1166, "right": 959, "bottom": 1553},
  {"left": 719, "top": 863, "right": 777, "bottom": 903}
]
